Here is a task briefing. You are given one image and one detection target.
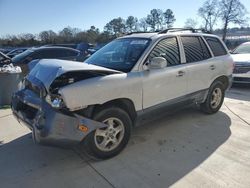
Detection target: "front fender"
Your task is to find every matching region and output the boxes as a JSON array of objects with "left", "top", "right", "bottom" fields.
[{"left": 59, "top": 72, "right": 143, "bottom": 111}]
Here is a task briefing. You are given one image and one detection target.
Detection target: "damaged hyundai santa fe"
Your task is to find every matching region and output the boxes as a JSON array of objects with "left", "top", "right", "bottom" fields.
[{"left": 12, "top": 28, "right": 234, "bottom": 159}]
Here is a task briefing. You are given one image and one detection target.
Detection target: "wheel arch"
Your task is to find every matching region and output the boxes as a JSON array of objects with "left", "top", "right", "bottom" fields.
[
  {"left": 211, "top": 75, "right": 230, "bottom": 90},
  {"left": 85, "top": 98, "right": 137, "bottom": 124}
]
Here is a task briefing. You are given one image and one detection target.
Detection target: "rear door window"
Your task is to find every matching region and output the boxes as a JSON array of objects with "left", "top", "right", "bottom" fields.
[
  {"left": 181, "top": 36, "right": 211, "bottom": 63},
  {"left": 53, "top": 49, "right": 79, "bottom": 58},
  {"left": 204, "top": 37, "right": 227, "bottom": 56},
  {"left": 32, "top": 49, "right": 57, "bottom": 59}
]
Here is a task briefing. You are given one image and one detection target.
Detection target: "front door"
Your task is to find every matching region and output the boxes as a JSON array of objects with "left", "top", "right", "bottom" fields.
[{"left": 142, "top": 37, "right": 188, "bottom": 109}]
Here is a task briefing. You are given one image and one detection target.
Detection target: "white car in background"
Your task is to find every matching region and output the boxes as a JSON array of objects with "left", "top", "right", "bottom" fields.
[{"left": 231, "top": 42, "right": 250, "bottom": 84}]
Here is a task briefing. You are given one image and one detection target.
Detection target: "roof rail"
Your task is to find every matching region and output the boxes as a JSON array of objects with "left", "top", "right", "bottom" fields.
[
  {"left": 158, "top": 28, "right": 211, "bottom": 34},
  {"left": 126, "top": 31, "right": 156, "bottom": 35}
]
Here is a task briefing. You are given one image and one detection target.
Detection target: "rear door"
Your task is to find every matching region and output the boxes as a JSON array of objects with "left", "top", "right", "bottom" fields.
[
  {"left": 142, "top": 37, "right": 188, "bottom": 109},
  {"left": 180, "top": 36, "right": 214, "bottom": 94}
]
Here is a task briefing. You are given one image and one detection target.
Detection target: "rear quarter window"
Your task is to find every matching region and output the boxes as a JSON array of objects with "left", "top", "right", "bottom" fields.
[{"left": 205, "top": 37, "right": 227, "bottom": 57}]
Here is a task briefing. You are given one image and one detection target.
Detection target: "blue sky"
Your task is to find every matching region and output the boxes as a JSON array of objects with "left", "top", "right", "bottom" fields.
[{"left": 0, "top": 0, "right": 249, "bottom": 36}]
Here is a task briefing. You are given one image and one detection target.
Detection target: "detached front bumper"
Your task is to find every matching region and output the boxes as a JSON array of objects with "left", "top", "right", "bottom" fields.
[{"left": 11, "top": 89, "right": 106, "bottom": 146}]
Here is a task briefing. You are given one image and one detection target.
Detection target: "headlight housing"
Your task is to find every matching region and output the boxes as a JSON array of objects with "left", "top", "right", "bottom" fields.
[
  {"left": 45, "top": 94, "right": 65, "bottom": 109},
  {"left": 51, "top": 98, "right": 63, "bottom": 109}
]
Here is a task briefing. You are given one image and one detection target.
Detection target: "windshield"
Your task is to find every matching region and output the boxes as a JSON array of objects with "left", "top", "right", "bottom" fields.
[
  {"left": 85, "top": 38, "right": 150, "bottom": 72},
  {"left": 232, "top": 43, "right": 250, "bottom": 54},
  {"left": 12, "top": 49, "right": 33, "bottom": 64}
]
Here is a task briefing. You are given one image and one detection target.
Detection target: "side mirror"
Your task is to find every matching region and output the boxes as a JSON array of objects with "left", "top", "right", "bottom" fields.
[{"left": 148, "top": 57, "right": 167, "bottom": 69}]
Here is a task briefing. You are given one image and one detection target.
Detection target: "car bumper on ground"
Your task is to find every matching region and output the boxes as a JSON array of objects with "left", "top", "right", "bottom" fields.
[{"left": 11, "top": 89, "right": 106, "bottom": 147}]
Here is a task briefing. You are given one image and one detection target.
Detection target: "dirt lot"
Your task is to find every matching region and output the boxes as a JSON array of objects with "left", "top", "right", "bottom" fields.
[{"left": 0, "top": 86, "right": 250, "bottom": 188}]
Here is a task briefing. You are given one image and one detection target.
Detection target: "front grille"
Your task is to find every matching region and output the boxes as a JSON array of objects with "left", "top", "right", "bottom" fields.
[
  {"left": 233, "top": 77, "right": 250, "bottom": 82},
  {"left": 233, "top": 66, "right": 250, "bottom": 74},
  {"left": 17, "top": 101, "right": 38, "bottom": 120}
]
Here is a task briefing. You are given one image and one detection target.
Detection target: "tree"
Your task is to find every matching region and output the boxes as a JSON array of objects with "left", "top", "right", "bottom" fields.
[
  {"left": 184, "top": 18, "right": 198, "bottom": 28},
  {"left": 125, "top": 16, "right": 138, "bottom": 33},
  {"left": 164, "top": 9, "right": 176, "bottom": 28},
  {"left": 139, "top": 18, "right": 149, "bottom": 31},
  {"left": 96, "top": 31, "right": 115, "bottom": 43},
  {"left": 71, "top": 28, "right": 82, "bottom": 38},
  {"left": 39, "top": 30, "right": 57, "bottom": 44},
  {"left": 146, "top": 9, "right": 164, "bottom": 31},
  {"left": 59, "top": 27, "right": 73, "bottom": 37},
  {"left": 58, "top": 27, "right": 74, "bottom": 42},
  {"left": 219, "top": 0, "right": 248, "bottom": 41},
  {"left": 104, "top": 17, "right": 126, "bottom": 36},
  {"left": 198, "top": 0, "right": 220, "bottom": 32},
  {"left": 18, "top": 33, "right": 37, "bottom": 46},
  {"left": 86, "top": 26, "right": 100, "bottom": 43}
]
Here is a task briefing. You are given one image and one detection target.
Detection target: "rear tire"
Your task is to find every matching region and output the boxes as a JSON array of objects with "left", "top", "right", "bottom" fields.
[
  {"left": 83, "top": 107, "right": 132, "bottom": 159},
  {"left": 200, "top": 81, "right": 225, "bottom": 114}
]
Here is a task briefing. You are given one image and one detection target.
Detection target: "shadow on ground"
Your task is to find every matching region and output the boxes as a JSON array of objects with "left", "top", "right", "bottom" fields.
[
  {"left": 0, "top": 107, "right": 232, "bottom": 188},
  {"left": 226, "top": 84, "right": 250, "bottom": 101}
]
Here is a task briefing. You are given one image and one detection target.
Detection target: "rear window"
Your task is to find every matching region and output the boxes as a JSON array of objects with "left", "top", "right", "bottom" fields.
[{"left": 205, "top": 37, "right": 227, "bottom": 57}]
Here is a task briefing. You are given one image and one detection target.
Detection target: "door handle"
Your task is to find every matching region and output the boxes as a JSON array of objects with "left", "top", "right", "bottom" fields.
[
  {"left": 210, "top": 65, "right": 216, "bottom": 70},
  {"left": 176, "top": 70, "right": 185, "bottom": 77}
]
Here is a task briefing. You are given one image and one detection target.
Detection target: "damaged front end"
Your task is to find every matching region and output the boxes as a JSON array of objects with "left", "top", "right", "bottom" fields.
[{"left": 11, "top": 60, "right": 117, "bottom": 146}]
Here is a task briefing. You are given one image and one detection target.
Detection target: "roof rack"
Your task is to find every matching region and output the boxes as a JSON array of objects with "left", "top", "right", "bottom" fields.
[
  {"left": 158, "top": 28, "right": 211, "bottom": 34},
  {"left": 126, "top": 31, "right": 157, "bottom": 35}
]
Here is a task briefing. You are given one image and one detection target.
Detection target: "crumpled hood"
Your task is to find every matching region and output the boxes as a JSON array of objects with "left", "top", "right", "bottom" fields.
[
  {"left": 28, "top": 59, "right": 120, "bottom": 90},
  {"left": 231, "top": 54, "right": 250, "bottom": 65}
]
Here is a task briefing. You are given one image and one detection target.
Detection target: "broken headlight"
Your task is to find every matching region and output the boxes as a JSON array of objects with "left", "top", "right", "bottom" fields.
[
  {"left": 45, "top": 94, "right": 65, "bottom": 109},
  {"left": 51, "top": 98, "right": 63, "bottom": 109}
]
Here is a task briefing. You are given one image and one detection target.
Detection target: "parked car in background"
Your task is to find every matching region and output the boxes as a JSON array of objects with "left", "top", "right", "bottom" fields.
[
  {"left": 88, "top": 43, "right": 106, "bottom": 55},
  {"left": 11, "top": 46, "right": 85, "bottom": 75},
  {"left": 43, "top": 44, "right": 77, "bottom": 49},
  {"left": 0, "top": 48, "right": 14, "bottom": 54},
  {"left": 12, "top": 28, "right": 233, "bottom": 159},
  {"left": 0, "top": 51, "right": 11, "bottom": 66},
  {"left": 6, "top": 48, "right": 28, "bottom": 58},
  {"left": 231, "top": 42, "right": 250, "bottom": 84}
]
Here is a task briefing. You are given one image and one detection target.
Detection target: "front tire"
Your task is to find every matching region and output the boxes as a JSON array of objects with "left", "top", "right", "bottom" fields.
[
  {"left": 84, "top": 107, "right": 132, "bottom": 159},
  {"left": 200, "top": 81, "right": 225, "bottom": 114}
]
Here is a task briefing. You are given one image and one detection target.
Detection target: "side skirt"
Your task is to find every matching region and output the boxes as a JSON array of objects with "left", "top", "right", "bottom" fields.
[{"left": 135, "top": 89, "right": 209, "bottom": 126}]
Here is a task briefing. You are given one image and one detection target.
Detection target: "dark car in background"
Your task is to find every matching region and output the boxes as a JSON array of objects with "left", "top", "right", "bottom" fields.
[
  {"left": 87, "top": 43, "right": 106, "bottom": 55},
  {"left": 6, "top": 48, "right": 28, "bottom": 58},
  {"left": 231, "top": 42, "right": 250, "bottom": 84},
  {"left": 11, "top": 46, "right": 85, "bottom": 75},
  {"left": 43, "top": 44, "right": 78, "bottom": 49},
  {"left": 0, "top": 48, "right": 13, "bottom": 54}
]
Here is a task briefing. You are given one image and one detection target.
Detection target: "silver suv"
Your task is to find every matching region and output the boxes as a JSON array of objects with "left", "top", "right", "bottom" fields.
[{"left": 12, "top": 28, "right": 234, "bottom": 159}]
